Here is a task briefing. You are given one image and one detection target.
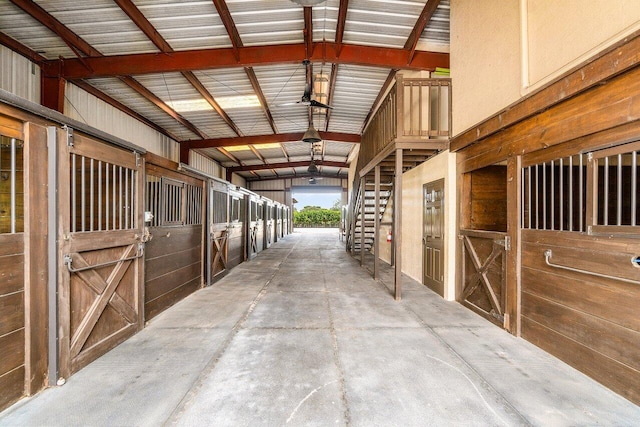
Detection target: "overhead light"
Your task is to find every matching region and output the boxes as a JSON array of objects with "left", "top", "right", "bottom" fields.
[
  {"left": 289, "top": 0, "right": 327, "bottom": 6},
  {"left": 166, "top": 99, "right": 214, "bottom": 112},
  {"left": 308, "top": 161, "right": 318, "bottom": 174},
  {"left": 224, "top": 145, "right": 251, "bottom": 152},
  {"left": 302, "top": 124, "right": 322, "bottom": 143},
  {"left": 216, "top": 95, "right": 261, "bottom": 109}
]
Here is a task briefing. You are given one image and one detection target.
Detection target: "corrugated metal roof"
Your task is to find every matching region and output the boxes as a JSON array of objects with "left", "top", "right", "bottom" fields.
[
  {"left": 135, "top": 0, "right": 232, "bottom": 51},
  {"left": 227, "top": 0, "right": 304, "bottom": 46},
  {"left": 1, "top": 0, "right": 449, "bottom": 181}
]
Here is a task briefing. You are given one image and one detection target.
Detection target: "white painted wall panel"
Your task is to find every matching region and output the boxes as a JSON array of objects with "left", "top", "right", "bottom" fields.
[
  {"left": 0, "top": 45, "right": 40, "bottom": 103},
  {"left": 65, "top": 82, "right": 179, "bottom": 160}
]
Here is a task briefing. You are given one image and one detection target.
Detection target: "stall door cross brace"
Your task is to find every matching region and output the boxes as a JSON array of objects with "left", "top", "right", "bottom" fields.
[
  {"left": 461, "top": 236, "right": 504, "bottom": 318},
  {"left": 69, "top": 244, "right": 138, "bottom": 356},
  {"left": 213, "top": 231, "right": 228, "bottom": 271}
]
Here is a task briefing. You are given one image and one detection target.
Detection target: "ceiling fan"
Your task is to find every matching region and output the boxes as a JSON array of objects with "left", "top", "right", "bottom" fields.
[{"left": 277, "top": 60, "right": 333, "bottom": 110}]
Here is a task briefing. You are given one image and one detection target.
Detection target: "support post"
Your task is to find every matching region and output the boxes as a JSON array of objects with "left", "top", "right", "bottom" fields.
[
  {"left": 506, "top": 155, "right": 522, "bottom": 335},
  {"left": 360, "top": 177, "right": 365, "bottom": 266},
  {"left": 41, "top": 75, "right": 66, "bottom": 113},
  {"left": 374, "top": 165, "right": 380, "bottom": 279},
  {"left": 179, "top": 144, "right": 190, "bottom": 165},
  {"left": 394, "top": 149, "right": 403, "bottom": 300}
]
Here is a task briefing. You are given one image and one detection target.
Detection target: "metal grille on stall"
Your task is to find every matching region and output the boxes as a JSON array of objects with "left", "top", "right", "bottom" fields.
[
  {"left": 144, "top": 156, "right": 204, "bottom": 320},
  {"left": 58, "top": 128, "right": 144, "bottom": 378}
]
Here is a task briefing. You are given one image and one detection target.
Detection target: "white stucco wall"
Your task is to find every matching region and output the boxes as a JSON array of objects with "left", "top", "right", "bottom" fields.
[{"left": 377, "top": 150, "right": 457, "bottom": 300}]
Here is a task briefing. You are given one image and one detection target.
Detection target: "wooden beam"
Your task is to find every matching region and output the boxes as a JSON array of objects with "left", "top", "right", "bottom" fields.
[
  {"left": 228, "top": 160, "right": 348, "bottom": 173},
  {"left": 182, "top": 131, "right": 361, "bottom": 149},
  {"left": 394, "top": 148, "right": 403, "bottom": 301},
  {"left": 42, "top": 42, "right": 450, "bottom": 79},
  {"left": 404, "top": 0, "right": 441, "bottom": 64},
  {"left": 335, "top": 0, "right": 349, "bottom": 56}
]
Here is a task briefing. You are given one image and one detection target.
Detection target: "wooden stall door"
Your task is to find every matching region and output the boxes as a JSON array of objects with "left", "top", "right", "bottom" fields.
[
  {"left": 58, "top": 131, "right": 144, "bottom": 378},
  {"left": 423, "top": 179, "right": 445, "bottom": 296},
  {"left": 144, "top": 164, "right": 204, "bottom": 320},
  {"left": 209, "top": 183, "right": 229, "bottom": 284},
  {"left": 459, "top": 230, "right": 507, "bottom": 327}
]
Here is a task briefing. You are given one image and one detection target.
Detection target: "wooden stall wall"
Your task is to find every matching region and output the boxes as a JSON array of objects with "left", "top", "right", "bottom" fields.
[
  {"left": 144, "top": 156, "right": 205, "bottom": 321},
  {"left": 227, "top": 189, "right": 245, "bottom": 269},
  {"left": 0, "top": 106, "right": 52, "bottom": 411},
  {"left": 452, "top": 34, "right": 640, "bottom": 405},
  {"left": 209, "top": 179, "right": 230, "bottom": 285}
]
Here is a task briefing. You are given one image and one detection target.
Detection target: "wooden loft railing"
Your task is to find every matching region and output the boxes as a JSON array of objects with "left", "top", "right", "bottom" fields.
[{"left": 346, "top": 74, "right": 451, "bottom": 299}]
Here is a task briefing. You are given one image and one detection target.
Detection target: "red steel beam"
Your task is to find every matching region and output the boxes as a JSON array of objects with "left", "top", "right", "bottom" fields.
[
  {"left": 0, "top": 31, "right": 46, "bottom": 64},
  {"left": 182, "top": 131, "right": 361, "bottom": 149},
  {"left": 212, "top": 0, "right": 242, "bottom": 60},
  {"left": 120, "top": 76, "right": 207, "bottom": 139},
  {"left": 228, "top": 160, "right": 348, "bottom": 173},
  {"left": 41, "top": 75, "right": 66, "bottom": 112},
  {"left": 72, "top": 80, "right": 180, "bottom": 141},
  {"left": 115, "top": 0, "right": 240, "bottom": 137},
  {"left": 12, "top": 0, "right": 206, "bottom": 140},
  {"left": 246, "top": 172, "right": 346, "bottom": 182},
  {"left": 114, "top": 0, "right": 173, "bottom": 52},
  {"left": 335, "top": 0, "right": 349, "bottom": 56},
  {"left": 245, "top": 67, "right": 278, "bottom": 134},
  {"left": 405, "top": 0, "right": 441, "bottom": 63},
  {"left": 42, "top": 42, "right": 450, "bottom": 79},
  {"left": 304, "top": 7, "right": 313, "bottom": 59},
  {"left": 324, "top": 63, "right": 338, "bottom": 131},
  {"left": 211, "top": 0, "right": 276, "bottom": 135}
]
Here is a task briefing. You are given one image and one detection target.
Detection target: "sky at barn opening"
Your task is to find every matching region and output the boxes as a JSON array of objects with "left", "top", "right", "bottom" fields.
[{"left": 292, "top": 190, "right": 341, "bottom": 210}]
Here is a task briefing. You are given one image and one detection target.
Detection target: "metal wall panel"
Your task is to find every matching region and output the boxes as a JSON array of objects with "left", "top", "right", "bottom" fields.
[
  {"left": 65, "top": 83, "right": 179, "bottom": 161},
  {"left": 189, "top": 150, "right": 225, "bottom": 180},
  {"left": 0, "top": 46, "right": 40, "bottom": 103}
]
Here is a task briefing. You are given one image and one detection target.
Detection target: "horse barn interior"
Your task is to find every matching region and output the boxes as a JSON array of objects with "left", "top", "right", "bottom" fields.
[{"left": 0, "top": 0, "right": 640, "bottom": 423}]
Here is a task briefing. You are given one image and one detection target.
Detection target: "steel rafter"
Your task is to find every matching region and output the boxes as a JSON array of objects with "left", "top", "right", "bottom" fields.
[
  {"left": 10, "top": 0, "right": 207, "bottom": 140},
  {"left": 405, "top": 0, "right": 442, "bottom": 63},
  {"left": 228, "top": 160, "right": 348, "bottom": 173},
  {"left": 304, "top": 7, "right": 313, "bottom": 59},
  {"left": 212, "top": 0, "right": 278, "bottom": 134},
  {"left": 182, "top": 131, "right": 360, "bottom": 149},
  {"left": 41, "top": 42, "right": 449, "bottom": 79},
  {"left": 115, "top": 0, "right": 241, "bottom": 136}
]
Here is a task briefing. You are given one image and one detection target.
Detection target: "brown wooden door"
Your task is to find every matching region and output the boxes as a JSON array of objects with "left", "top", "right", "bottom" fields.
[
  {"left": 58, "top": 131, "right": 144, "bottom": 378},
  {"left": 423, "top": 179, "right": 445, "bottom": 296},
  {"left": 459, "top": 230, "right": 507, "bottom": 327}
]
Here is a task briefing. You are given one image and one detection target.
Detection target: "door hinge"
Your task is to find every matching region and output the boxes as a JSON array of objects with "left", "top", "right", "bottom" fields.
[
  {"left": 135, "top": 152, "right": 142, "bottom": 167},
  {"left": 63, "top": 125, "right": 74, "bottom": 147},
  {"left": 504, "top": 236, "right": 511, "bottom": 251}
]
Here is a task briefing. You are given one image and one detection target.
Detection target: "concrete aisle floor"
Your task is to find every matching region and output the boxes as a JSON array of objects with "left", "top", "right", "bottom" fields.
[{"left": 1, "top": 229, "right": 639, "bottom": 426}]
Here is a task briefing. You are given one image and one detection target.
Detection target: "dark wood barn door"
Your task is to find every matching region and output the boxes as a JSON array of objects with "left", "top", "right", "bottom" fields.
[
  {"left": 209, "top": 180, "right": 229, "bottom": 284},
  {"left": 144, "top": 162, "right": 204, "bottom": 320},
  {"left": 58, "top": 131, "right": 144, "bottom": 378}
]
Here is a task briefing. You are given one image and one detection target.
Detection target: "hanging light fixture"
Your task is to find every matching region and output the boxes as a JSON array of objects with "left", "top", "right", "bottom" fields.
[
  {"left": 302, "top": 123, "right": 322, "bottom": 143},
  {"left": 307, "top": 160, "right": 319, "bottom": 174}
]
